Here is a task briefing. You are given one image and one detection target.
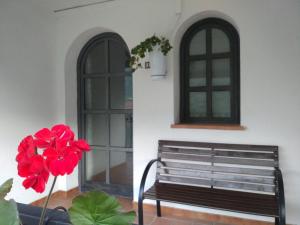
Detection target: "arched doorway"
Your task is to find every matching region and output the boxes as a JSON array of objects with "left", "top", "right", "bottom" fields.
[{"left": 77, "top": 32, "right": 133, "bottom": 197}]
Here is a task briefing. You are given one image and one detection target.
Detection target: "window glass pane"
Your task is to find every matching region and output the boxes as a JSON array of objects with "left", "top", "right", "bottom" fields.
[
  {"left": 110, "top": 76, "right": 133, "bottom": 109},
  {"left": 189, "top": 92, "right": 207, "bottom": 117},
  {"left": 86, "top": 149, "right": 107, "bottom": 182},
  {"left": 86, "top": 114, "right": 108, "bottom": 146},
  {"left": 212, "top": 28, "right": 230, "bottom": 53},
  {"left": 212, "top": 91, "right": 231, "bottom": 118},
  {"left": 85, "top": 78, "right": 107, "bottom": 110},
  {"left": 110, "top": 151, "right": 133, "bottom": 185},
  {"left": 85, "top": 41, "right": 106, "bottom": 74},
  {"left": 212, "top": 58, "right": 230, "bottom": 86},
  {"left": 109, "top": 40, "right": 128, "bottom": 73},
  {"left": 189, "top": 30, "right": 206, "bottom": 55},
  {"left": 189, "top": 60, "right": 206, "bottom": 87}
]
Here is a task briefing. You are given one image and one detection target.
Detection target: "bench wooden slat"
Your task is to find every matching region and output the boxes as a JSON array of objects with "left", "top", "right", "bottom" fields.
[
  {"left": 159, "top": 140, "right": 278, "bottom": 153},
  {"left": 157, "top": 168, "right": 275, "bottom": 185},
  {"left": 214, "top": 150, "right": 275, "bottom": 159},
  {"left": 160, "top": 152, "right": 277, "bottom": 167},
  {"left": 159, "top": 146, "right": 275, "bottom": 159},
  {"left": 157, "top": 174, "right": 274, "bottom": 192},
  {"left": 159, "top": 162, "right": 275, "bottom": 176},
  {"left": 157, "top": 175, "right": 211, "bottom": 187},
  {"left": 214, "top": 157, "right": 277, "bottom": 167},
  {"left": 159, "top": 146, "right": 211, "bottom": 156},
  {"left": 213, "top": 180, "right": 275, "bottom": 193}
]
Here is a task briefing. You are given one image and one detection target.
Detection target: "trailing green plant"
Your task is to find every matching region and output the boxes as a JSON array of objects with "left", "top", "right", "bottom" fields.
[
  {"left": 129, "top": 35, "right": 172, "bottom": 71},
  {"left": 69, "top": 191, "right": 135, "bottom": 225}
]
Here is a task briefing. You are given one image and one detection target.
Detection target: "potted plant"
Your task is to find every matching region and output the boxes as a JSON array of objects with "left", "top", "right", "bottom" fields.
[
  {"left": 130, "top": 35, "right": 172, "bottom": 79},
  {"left": 0, "top": 124, "right": 135, "bottom": 225}
]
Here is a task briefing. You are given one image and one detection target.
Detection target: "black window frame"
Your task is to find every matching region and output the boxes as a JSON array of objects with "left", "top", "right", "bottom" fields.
[{"left": 180, "top": 18, "right": 240, "bottom": 124}]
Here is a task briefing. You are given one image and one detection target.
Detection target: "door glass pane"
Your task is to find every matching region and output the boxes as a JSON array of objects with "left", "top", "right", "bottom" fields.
[
  {"left": 85, "top": 78, "right": 107, "bottom": 110},
  {"left": 189, "top": 92, "right": 207, "bottom": 117},
  {"left": 109, "top": 40, "right": 128, "bottom": 73},
  {"left": 212, "top": 28, "right": 230, "bottom": 53},
  {"left": 212, "top": 91, "right": 231, "bottom": 118},
  {"left": 85, "top": 41, "right": 106, "bottom": 74},
  {"left": 86, "top": 114, "right": 108, "bottom": 146},
  {"left": 189, "top": 30, "right": 206, "bottom": 55},
  {"left": 86, "top": 150, "right": 107, "bottom": 182},
  {"left": 110, "top": 76, "right": 133, "bottom": 109},
  {"left": 189, "top": 60, "right": 206, "bottom": 87},
  {"left": 212, "top": 58, "right": 230, "bottom": 86},
  {"left": 110, "top": 151, "right": 133, "bottom": 185},
  {"left": 110, "top": 114, "right": 126, "bottom": 147}
]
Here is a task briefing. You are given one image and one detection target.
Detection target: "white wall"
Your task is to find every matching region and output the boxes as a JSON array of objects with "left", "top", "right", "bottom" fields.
[
  {"left": 55, "top": 0, "right": 300, "bottom": 224},
  {"left": 0, "top": 0, "right": 65, "bottom": 203}
]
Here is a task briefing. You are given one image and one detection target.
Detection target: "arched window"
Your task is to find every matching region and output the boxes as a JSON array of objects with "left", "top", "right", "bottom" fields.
[{"left": 180, "top": 18, "right": 240, "bottom": 124}]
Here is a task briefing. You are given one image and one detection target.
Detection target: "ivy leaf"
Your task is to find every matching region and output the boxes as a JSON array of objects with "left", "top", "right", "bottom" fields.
[
  {"left": 0, "top": 179, "right": 20, "bottom": 225},
  {"left": 68, "top": 191, "right": 136, "bottom": 225},
  {"left": 0, "top": 178, "right": 13, "bottom": 199}
]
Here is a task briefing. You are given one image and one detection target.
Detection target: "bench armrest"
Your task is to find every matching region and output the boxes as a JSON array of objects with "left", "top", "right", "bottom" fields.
[
  {"left": 275, "top": 168, "right": 286, "bottom": 224},
  {"left": 139, "top": 159, "right": 163, "bottom": 201}
]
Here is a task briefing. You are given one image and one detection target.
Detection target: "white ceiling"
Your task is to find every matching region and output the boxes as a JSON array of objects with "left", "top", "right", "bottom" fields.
[{"left": 33, "top": 0, "right": 117, "bottom": 13}]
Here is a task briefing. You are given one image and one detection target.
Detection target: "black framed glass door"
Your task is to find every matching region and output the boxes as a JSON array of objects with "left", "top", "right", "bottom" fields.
[{"left": 77, "top": 33, "right": 133, "bottom": 197}]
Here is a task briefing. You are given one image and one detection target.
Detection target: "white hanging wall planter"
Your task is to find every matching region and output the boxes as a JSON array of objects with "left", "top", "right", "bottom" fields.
[
  {"left": 129, "top": 35, "right": 172, "bottom": 79},
  {"left": 149, "top": 46, "right": 167, "bottom": 79}
]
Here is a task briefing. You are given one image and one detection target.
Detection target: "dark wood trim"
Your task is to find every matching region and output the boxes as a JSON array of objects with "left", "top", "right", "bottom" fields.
[{"left": 171, "top": 123, "right": 246, "bottom": 130}]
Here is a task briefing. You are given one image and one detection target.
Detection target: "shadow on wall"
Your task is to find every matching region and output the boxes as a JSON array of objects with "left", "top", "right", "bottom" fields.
[{"left": 170, "top": 10, "right": 239, "bottom": 122}]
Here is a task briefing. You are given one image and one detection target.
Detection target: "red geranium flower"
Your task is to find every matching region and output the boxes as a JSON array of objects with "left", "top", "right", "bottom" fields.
[{"left": 17, "top": 124, "right": 90, "bottom": 193}]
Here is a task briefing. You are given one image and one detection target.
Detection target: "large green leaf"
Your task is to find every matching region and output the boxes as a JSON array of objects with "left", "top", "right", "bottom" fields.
[
  {"left": 0, "top": 179, "right": 20, "bottom": 225},
  {"left": 68, "top": 191, "right": 136, "bottom": 225},
  {"left": 0, "top": 199, "right": 20, "bottom": 225},
  {"left": 0, "top": 178, "right": 13, "bottom": 199}
]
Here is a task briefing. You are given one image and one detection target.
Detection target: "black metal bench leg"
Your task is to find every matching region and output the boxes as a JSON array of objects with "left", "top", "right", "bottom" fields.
[
  {"left": 275, "top": 216, "right": 286, "bottom": 225},
  {"left": 138, "top": 198, "right": 144, "bottom": 225},
  {"left": 156, "top": 200, "right": 161, "bottom": 217}
]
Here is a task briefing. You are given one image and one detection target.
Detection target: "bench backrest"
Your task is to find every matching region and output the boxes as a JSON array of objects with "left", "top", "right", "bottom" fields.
[{"left": 157, "top": 140, "right": 279, "bottom": 194}]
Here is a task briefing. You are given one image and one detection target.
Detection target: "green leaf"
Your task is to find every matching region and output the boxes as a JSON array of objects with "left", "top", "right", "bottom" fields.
[
  {"left": 69, "top": 191, "right": 136, "bottom": 225},
  {"left": 0, "top": 200, "right": 20, "bottom": 225},
  {"left": 0, "top": 179, "right": 13, "bottom": 199},
  {"left": 0, "top": 180, "right": 20, "bottom": 225}
]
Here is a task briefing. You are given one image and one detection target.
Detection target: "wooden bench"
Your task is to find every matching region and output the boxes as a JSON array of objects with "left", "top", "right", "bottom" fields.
[{"left": 138, "top": 140, "right": 285, "bottom": 225}]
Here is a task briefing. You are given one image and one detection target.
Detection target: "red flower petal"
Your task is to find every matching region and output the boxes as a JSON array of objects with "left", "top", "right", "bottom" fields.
[
  {"left": 23, "top": 176, "right": 36, "bottom": 189},
  {"left": 51, "top": 124, "right": 74, "bottom": 141},
  {"left": 33, "top": 176, "right": 46, "bottom": 193},
  {"left": 73, "top": 140, "right": 90, "bottom": 152},
  {"left": 34, "top": 128, "right": 52, "bottom": 141}
]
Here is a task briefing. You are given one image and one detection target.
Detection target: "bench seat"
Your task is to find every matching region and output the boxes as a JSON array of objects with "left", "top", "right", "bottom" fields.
[{"left": 144, "top": 182, "right": 278, "bottom": 217}]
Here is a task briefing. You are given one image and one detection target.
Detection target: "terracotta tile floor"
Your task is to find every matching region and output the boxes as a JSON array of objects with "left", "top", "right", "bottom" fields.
[{"left": 32, "top": 189, "right": 231, "bottom": 225}]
